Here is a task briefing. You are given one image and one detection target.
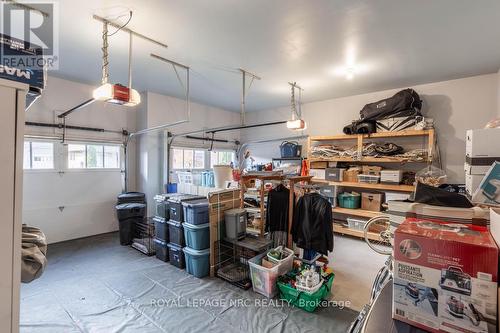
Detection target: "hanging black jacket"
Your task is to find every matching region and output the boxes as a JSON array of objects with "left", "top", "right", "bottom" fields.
[
  {"left": 265, "top": 184, "right": 290, "bottom": 233},
  {"left": 292, "top": 192, "right": 333, "bottom": 255}
]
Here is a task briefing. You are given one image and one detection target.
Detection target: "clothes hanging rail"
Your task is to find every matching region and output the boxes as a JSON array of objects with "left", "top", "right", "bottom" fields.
[{"left": 287, "top": 175, "right": 314, "bottom": 249}]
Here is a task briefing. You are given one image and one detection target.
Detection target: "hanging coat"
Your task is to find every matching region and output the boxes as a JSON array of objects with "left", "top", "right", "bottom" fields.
[
  {"left": 265, "top": 184, "right": 290, "bottom": 233},
  {"left": 292, "top": 192, "right": 333, "bottom": 255}
]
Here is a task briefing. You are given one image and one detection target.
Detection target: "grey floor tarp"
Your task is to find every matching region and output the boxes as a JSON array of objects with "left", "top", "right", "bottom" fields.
[{"left": 20, "top": 233, "right": 358, "bottom": 333}]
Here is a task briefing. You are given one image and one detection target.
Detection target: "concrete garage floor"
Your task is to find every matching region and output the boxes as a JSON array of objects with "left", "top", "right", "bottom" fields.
[
  {"left": 329, "top": 235, "right": 389, "bottom": 311},
  {"left": 19, "top": 232, "right": 380, "bottom": 333}
]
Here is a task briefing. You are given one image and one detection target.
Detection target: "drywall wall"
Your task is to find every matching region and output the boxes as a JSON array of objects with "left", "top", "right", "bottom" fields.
[
  {"left": 241, "top": 73, "right": 499, "bottom": 183},
  {"left": 497, "top": 69, "right": 500, "bottom": 117},
  {"left": 23, "top": 76, "right": 137, "bottom": 243},
  {"left": 136, "top": 92, "right": 241, "bottom": 215}
]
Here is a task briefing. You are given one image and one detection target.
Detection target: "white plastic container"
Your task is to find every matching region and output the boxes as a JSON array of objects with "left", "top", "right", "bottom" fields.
[
  {"left": 213, "top": 165, "right": 233, "bottom": 189},
  {"left": 266, "top": 247, "right": 294, "bottom": 276},
  {"left": 346, "top": 217, "right": 368, "bottom": 231},
  {"left": 249, "top": 250, "right": 294, "bottom": 298},
  {"left": 357, "top": 174, "right": 380, "bottom": 184},
  {"left": 177, "top": 171, "right": 193, "bottom": 184}
]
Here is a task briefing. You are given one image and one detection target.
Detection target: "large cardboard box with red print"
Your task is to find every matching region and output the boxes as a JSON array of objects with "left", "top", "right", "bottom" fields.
[{"left": 393, "top": 218, "right": 498, "bottom": 333}]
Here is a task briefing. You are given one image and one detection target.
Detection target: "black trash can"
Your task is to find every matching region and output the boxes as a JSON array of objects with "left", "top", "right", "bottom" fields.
[
  {"left": 116, "top": 203, "right": 146, "bottom": 245},
  {"left": 117, "top": 192, "right": 146, "bottom": 205}
]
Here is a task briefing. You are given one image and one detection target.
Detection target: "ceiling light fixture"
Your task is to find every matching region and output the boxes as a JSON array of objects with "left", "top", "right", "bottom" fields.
[
  {"left": 287, "top": 82, "right": 306, "bottom": 130},
  {"left": 92, "top": 11, "right": 141, "bottom": 107}
]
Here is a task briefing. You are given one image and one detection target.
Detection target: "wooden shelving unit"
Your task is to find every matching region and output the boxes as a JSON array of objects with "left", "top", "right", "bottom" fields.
[
  {"left": 310, "top": 129, "right": 435, "bottom": 141},
  {"left": 308, "top": 129, "right": 434, "bottom": 164},
  {"left": 308, "top": 129, "right": 434, "bottom": 241},
  {"left": 332, "top": 207, "right": 385, "bottom": 219},
  {"left": 314, "top": 179, "right": 415, "bottom": 192},
  {"left": 333, "top": 224, "right": 383, "bottom": 242},
  {"left": 240, "top": 173, "right": 285, "bottom": 236}
]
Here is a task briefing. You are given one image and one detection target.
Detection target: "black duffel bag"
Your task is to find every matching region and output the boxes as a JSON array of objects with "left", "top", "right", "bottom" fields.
[
  {"left": 360, "top": 88, "right": 422, "bottom": 121},
  {"left": 343, "top": 120, "right": 376, "bottom": 135}
]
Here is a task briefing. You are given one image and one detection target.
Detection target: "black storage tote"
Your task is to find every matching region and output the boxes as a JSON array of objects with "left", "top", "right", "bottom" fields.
[
  {"left": 167, "top": 220, "right": 185, "bottom": 247},
  {"left": 168, "top": 195, "right": 204, "bottom": 222},
  {"left": 167, "top": 243, "right": 185, "bottom": 269},
  {"left": 154, "top": 217, "right": 169, "bottom": 242},
  {"left": 154, "top": 238, "right": 169, "bottom": 262}
]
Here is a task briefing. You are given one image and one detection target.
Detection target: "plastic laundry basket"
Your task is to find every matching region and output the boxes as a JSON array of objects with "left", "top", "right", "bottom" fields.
[
  {"left": 249, "top": 250, "right": 294, "bottom": 298},
  {"left": 183, "top": 247, "right": 210, "bottom": 278},
  {"left": 183, "top": 222, "right": 210, "bottom": 250},
  {"left": 277, "top": 273, "right": 335, "bottom": 312}
]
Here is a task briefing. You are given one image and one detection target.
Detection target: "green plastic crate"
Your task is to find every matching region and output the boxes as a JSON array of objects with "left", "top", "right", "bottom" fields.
[{"left": 277, "top": 273, "right": 335, "bottom": 312}]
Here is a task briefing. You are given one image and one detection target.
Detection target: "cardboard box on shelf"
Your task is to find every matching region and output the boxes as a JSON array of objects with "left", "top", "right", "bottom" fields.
[
  {"left": 362, "top": 165, "right": 382, "bottom": 176},
  {"left": 393, "top": 218, "right": 498, "bottom": 333},
  {"left": 208, "top": 189, "right": 241, "bottom": 276},
  {"left": 361, "top": 192, "right": 383, "bottom": 212},
  {"left": 466, "top": 128, "right": 500, "bottom": 158},
  {"left": 310, "top": 161, "right": 328, "bottom": 169},
  {"left": 344, "top": 168, "right": 360, "bottom": 183},
  {"left": 309, "top": 169, "right": 326, "bottom": 180}
]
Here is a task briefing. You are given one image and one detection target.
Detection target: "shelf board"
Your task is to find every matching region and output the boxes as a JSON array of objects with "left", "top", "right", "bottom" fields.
[
  {"left": 308, "top": 156, "right": 428, "bottom": 163},
  {"left": 310, "top": 129, "right": 434, "bottom": 142},
  {"left": 332, "top": 207, "right": 386, "bottom": 219},
  {"left": 333, "top": 224, "right": 383, "bottom": 242},
  {"left": 314, "top": 179, "right": 415, "bottom": 192}
]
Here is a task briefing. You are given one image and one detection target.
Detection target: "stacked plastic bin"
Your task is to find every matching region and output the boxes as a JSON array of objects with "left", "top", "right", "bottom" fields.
[
  {"left": 164, "top": 195, "right": 205, "bottom": 270},
  {"left": 153, "top": 193, "right": 191, "bottom": 262},
  {"left": 182, "top": 198, "right": 211, "bottom": 278}
]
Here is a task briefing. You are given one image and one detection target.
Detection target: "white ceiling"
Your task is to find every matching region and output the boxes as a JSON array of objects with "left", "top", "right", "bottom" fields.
[{"left": 51, "top": 0, "right": 500, "bottom": 112}]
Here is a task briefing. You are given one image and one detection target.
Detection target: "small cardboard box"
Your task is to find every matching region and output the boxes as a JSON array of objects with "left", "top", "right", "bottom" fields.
[
  {"left": 393, "top": 218, "right": 498, "bottom": 333},
  {"left": 310, "top": 161, "right": 328, "bottom": 169},
  {"left": 309, "top": 169, "right": 326, "bottom": 180},
  {"left": 344, "top": 168, "right": 360, "bottom": 183},
  {"left": 361, "top": 192, "right": 383, "bottom": 212},
  {"left": 325, "top": 168, "right": 345, "bottom": 182},
  {"left": 362, "top": 165, "right": 382, "bottom": 176}
]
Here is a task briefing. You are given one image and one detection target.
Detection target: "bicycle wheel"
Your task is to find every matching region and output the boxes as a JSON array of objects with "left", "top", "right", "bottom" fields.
[{"left": 364, "top": 216, "right": 392, "bottom": 255}]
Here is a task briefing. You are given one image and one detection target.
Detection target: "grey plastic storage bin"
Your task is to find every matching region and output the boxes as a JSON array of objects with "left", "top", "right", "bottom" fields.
[
  {"left": 183, "top": 247, "right": 210, "bottom": 278},
  {"left": 154, "top": 217, "right": 169, "bottom": 242},
  {"left": 154, "top": 193, "right": 185, "bottom": 220},
  {"left": 183, "top": 222, "right": 210, "bottom": 250},
  {"left": 167, "top": 243, "right": 185, "bottom": 269},
  {"left": 182, "top": 199, "right": 209, "bottom": 225},
  {"left": 168, "top": 195, "right": 204, "bottom": 222},
  {"left": 154, "top": 238, "right": 169, "bottom": 262},
  {"left": 167, "top": 220, "right": 185, "bottom": 247}
]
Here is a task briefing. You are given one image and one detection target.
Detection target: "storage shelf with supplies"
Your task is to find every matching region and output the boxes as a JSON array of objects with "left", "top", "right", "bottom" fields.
[
  {"left": 309, "top": 129, "right": 433, "bottom": 241},
  {"left": 314, "top": 179, "right": 415, "bottom": 192}
]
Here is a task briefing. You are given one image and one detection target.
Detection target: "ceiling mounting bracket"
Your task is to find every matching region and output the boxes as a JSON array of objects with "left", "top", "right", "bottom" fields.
[
  {"left": 92, "top": 14, "right": 168, "bottom": 49},
  {"left": 151, "top": 53, "right": 191, "bottom": 123},
  {"left": 289, "top": 82, "right": 304, "bottom": 121},
  {"left": 238, "top": 68, "right": 261, "bottom": 126}
]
